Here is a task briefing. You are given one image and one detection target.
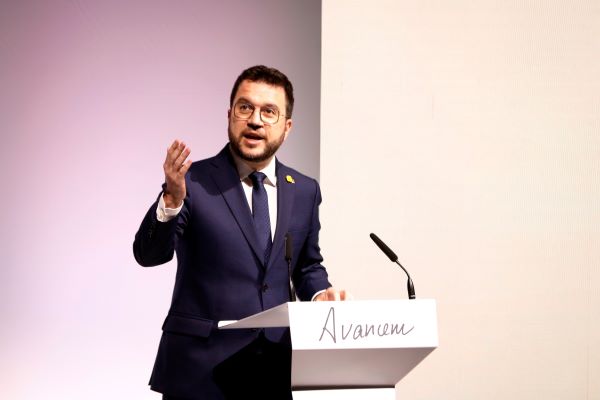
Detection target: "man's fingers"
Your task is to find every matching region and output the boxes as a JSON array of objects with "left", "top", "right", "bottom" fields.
[
  {"left": 165, "top": 140, "right": 181, "bottom": 163},
  {"left": 172, "top": 142, "right": 187, "bottom": 167},
  {"left": 316, "top": 287, "right": 353, "bottom": 302},
  {"left": 180, "top": 159, "right": 193, "bottom": 175},
  {"left": 324, "top": 288, "right": 333, "bottom": 300},
  {"left": 333, "top": 290, "right": 340, "bottom": 301},
  {"left": 166, "top": 140, "right": 184, "bottom": 163},
  {"left": 165, "top": 141, "right": 191, "bottom": 173},
  {"left": 339, "top": 290, "right": 354, "bottom": 301},
  {"left": 161, "top": 140, "right": 191, "bottom": 207},
  {"left": 174, "top": 147, "right": 191, "bottom": 172},
  {"left": 325, "top": 287, "right": 338, "bottom": 301}
]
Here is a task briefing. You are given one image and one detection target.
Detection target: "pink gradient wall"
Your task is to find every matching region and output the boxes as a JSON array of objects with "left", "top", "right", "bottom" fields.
[{"left": 0, "top": 1, "right": 321, "bottom": 398}]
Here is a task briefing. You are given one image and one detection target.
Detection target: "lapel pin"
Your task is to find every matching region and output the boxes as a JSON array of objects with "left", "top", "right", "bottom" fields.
[{"left": 286, "top": 175, "right": 295, "bottom": 184}]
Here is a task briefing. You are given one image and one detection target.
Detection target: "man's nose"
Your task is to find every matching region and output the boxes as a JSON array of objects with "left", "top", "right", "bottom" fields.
[{"left": 248, "top": 108, "right": 264, "bottom": 127}]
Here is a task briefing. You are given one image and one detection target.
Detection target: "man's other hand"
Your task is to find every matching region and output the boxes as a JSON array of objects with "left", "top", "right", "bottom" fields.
[{"left": 314, "top": 287, "right": 353, "bottom": 301}]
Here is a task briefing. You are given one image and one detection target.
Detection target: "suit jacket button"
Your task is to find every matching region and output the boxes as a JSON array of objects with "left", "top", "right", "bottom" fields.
[{"left": 262, "top": 284, "right": 269, "bottom": 292}]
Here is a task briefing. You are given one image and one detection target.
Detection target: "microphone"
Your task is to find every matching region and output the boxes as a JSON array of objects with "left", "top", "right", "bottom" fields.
[
  {"left": 369, "top": 233, "right": 416, "bottom": 299},
  {"left": 285, "top": 233, "right": 297, "bottom": 302}
]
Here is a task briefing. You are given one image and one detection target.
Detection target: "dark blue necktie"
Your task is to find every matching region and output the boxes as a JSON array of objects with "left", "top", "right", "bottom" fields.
[{"left": 250, "top": 171, "right": 272, "bottom": 264}]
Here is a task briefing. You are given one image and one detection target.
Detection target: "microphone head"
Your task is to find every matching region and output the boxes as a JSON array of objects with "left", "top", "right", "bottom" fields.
[{"left": 369, "top": 233, "right": 398, "bottom": 262}]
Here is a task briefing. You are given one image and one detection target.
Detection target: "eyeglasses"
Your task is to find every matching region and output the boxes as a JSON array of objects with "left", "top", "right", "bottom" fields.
[{"left": 232, "top": 101, "right": 286, "bottom": 125}]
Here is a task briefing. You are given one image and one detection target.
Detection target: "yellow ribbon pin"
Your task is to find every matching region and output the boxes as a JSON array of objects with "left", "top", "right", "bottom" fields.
[{"left": 286, "top": 175, "right": 295, "bottom": 184}]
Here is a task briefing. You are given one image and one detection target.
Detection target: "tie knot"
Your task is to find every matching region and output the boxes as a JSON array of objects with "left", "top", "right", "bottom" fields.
[{"left": 250, "top": 171, "right": 267, "bottom": 186}]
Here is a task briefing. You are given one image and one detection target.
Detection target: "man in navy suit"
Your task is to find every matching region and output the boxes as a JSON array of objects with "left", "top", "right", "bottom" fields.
[{"left": 134, "top": 66, "right": 348, "bottom": 399}]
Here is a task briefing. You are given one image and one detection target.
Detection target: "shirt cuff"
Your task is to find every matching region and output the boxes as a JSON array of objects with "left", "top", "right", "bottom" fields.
[
  {"left": 311, "top": 289, "right": 328, "bottom": 301},
  {"left": 156, "top": 193, "right": 183, "bottom": 222}
]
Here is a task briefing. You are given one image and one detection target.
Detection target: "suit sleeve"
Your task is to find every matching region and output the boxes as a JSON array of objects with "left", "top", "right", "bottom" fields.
[
  {"left": 133, "top": 185, "right": 190, "bottom": 267},
  {"left": 293, "top": 179, "right": 332, "bottom": 300}
]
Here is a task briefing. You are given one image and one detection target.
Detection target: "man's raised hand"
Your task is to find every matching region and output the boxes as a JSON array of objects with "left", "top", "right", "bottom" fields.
[{"left": 163, "top": 140, "right": 192, "bottom": 208}]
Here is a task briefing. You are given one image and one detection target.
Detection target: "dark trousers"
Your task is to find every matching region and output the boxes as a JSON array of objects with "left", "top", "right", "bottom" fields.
[{"left": 163, "top": 333, "right": 292, "bottom": 400}]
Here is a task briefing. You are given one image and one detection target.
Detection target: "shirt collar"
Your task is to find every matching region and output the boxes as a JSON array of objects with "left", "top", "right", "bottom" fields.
[{"left": 229, "top": 146, "right": 277, "bottom": 187}]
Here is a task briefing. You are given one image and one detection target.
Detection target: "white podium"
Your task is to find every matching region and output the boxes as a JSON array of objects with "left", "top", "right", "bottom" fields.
[{"left": 220, "top": 300, "right": 438, "bottom": 399}]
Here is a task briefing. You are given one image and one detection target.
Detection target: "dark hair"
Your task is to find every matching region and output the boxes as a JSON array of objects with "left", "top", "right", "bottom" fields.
[{"left": 230, "top": 65, "right": 294, "bottom": 118}]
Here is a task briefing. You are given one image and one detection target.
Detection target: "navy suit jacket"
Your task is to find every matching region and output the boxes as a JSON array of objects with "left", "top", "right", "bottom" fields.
[{"left": 133, "top": 145, "right": 331, "bottom": 397}]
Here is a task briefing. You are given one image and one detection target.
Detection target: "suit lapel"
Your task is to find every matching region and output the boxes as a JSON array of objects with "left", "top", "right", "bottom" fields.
[
  {"left": 268, "top": 161, "right": 296, "bottom": 270},
  {"left": 209, "top": 147, "right": 264, "bottom": 264}
]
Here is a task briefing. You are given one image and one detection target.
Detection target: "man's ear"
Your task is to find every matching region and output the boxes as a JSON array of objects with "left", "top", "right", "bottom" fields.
[{"left": 283, "top": 118, "right": 293, "bottom": 141}]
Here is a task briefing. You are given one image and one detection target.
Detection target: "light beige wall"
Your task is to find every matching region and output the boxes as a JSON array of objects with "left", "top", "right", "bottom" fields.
[{"left": 321, "top": 1, "right": 599, "bottom": 398}]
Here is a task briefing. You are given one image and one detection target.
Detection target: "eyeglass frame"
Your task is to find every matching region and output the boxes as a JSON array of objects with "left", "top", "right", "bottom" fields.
[{"left": 231, "top": 100, "right": 288, "bottom": 125}]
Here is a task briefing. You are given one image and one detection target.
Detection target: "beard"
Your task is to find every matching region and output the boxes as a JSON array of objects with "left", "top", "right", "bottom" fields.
[{"left": 228, "top": 126, "right": 286, "bottom": 163}]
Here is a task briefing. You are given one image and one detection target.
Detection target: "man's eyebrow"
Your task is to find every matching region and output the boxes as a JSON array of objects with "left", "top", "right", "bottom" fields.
[
  {"left": 236, "top": 96, "right": 251, "bottom": 104},
  {"left": 235, "top": 97, "right": 280, "bottom": 110}
]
